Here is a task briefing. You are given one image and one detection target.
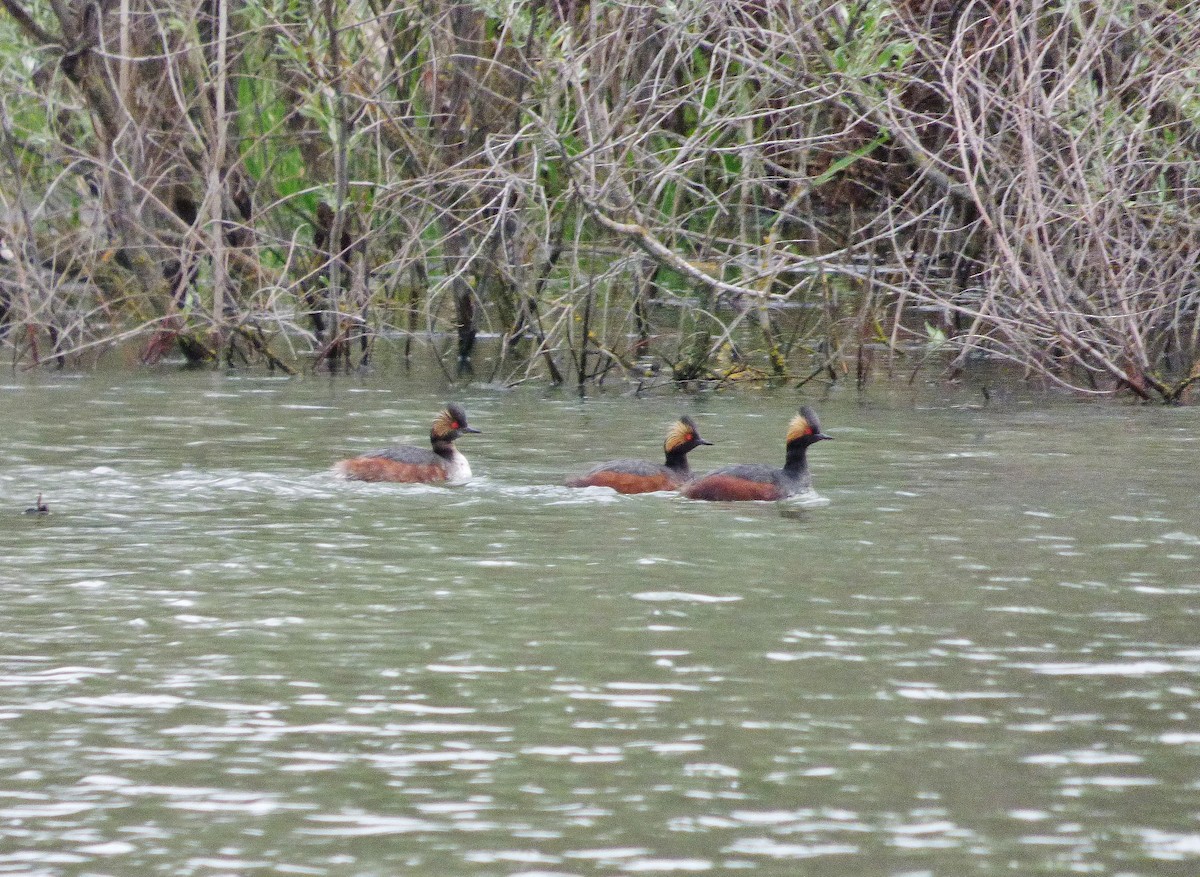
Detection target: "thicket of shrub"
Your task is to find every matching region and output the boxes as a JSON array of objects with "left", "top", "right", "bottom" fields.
[{"left": 0, "top": 0, "right": 1197, "bottom": 401}]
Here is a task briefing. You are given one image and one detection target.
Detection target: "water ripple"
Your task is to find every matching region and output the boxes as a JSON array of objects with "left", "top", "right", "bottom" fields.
[{"left": 3, "top": 377, "right": 1199, "bottom": 875}]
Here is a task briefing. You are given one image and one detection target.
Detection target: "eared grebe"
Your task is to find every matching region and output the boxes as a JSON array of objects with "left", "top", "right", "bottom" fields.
[
  {"left": 565, "top": 415, "right": 712, "bottom": 494},
  {"left": 23, "top": 493, "right": 49, "bottom": 515},
  {"left": 334, "top": 403, "right": 481, "bottom": 484},
  {"left": 681, "top": 406, "right": 831, "bottom": 501}
]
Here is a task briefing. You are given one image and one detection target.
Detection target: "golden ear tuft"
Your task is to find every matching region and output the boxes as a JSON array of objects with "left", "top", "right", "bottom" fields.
[
  {"left": 785, "top": 413, "right": 814, "bottom": 444},
  {"left": 432, "top": 408, "right": 456, "bottom": 436},
  {"left": 664, "top": 418, "right": 694, "bottom": 453}
]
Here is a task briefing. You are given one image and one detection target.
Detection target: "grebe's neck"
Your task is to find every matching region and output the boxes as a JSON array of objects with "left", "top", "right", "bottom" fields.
[
  {"left": 664, "top": 447, "right": 693, "bottom": 474},
  {"left": 432, "top": 438, "right": 457, "bottom": 459},
  {"left": 437, "top": 442, "right": 472, "bottom": 483},
  {"left": 783, "top": 441, "right": 811, "bottom": 477}
]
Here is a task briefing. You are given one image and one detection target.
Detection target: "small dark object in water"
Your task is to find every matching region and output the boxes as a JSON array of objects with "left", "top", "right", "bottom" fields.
[{"left": 24, "top": 493, "right": 49, "bottom": 515}]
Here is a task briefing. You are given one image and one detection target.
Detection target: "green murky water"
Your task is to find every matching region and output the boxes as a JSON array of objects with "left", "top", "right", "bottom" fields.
[{"left": 2, "top": 368, "right": 1199, "bottom": 876}]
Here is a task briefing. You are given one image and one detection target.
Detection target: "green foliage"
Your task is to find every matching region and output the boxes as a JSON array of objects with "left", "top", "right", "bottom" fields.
[
  {"left": 829, "top": 0, "right": 914, "bottom": 77},
  {"left": 475, "top": 0, "right": 534, "bottom": 43},
  {"left": 237, "top": 75, "right": 319, "bottom": 216},
  {"left": 810, "top": 132, "right": 890, "bottom": 187}
]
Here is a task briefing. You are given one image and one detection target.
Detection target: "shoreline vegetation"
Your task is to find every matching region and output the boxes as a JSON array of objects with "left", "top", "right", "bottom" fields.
[{"left": 0, "top": 1, "right": 1197, "bottom": 402}]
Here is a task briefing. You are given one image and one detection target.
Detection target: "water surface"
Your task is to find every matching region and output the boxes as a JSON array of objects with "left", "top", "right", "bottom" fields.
[{"left": 2, "top": 370, "right": 1199, "bottom": 876}]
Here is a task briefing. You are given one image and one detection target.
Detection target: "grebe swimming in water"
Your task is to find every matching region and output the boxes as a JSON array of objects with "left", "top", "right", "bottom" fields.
[
  {"left": 334, "top": 403, "right": 480, "bottom": 484},
  {"left": 565, "top": 415, "right": 712, "bottom": 494},
  {"left": 682, "top": 406, "right": 831, "bottom": 501}
]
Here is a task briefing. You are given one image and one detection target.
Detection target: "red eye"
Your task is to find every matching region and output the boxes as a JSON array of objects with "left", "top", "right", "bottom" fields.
[{"left": 451, "top": 421, "right": 461, "bottom": 429}]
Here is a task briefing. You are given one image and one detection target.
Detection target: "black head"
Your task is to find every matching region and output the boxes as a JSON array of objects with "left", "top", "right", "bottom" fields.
[
  {"left": 665, "top": 415, "right": 713, "bottom": 456},
  {"left": 785, "top": 406, "right": 833, "bottom": 447},
  {"left": 431, "top": 403, "right": 481, "bottom": 443}
]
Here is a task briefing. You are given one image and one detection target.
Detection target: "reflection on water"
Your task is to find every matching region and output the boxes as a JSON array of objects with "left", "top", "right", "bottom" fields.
[{"left": 1, "top": 370, "right": 1199, "bottom": 874}]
